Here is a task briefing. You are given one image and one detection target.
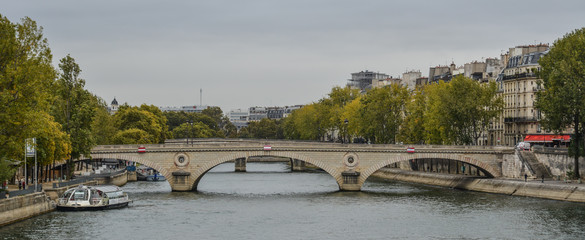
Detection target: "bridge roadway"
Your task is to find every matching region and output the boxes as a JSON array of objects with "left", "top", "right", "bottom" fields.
[{"left": 87, "top": 140, "right": 515, "bottom": 191}]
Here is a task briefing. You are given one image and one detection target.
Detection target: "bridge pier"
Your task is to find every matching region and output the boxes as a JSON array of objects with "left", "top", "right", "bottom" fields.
[
  {"left": 291, "top": 158, "right": 306, "bottom": 171},
  {"left": 171, "top": 171, "right": 192, "bottom": 191},
  {"left": 339, "top": 171, "right": 361, "bottom": 191},
  {"left": 235, "top": 158, "right": 247, "bottom": 172}
]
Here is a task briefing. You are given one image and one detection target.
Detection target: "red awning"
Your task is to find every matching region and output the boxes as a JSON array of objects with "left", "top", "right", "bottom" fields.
[{"left": 524, "top": 135, "right": 571, "bottom": 143}]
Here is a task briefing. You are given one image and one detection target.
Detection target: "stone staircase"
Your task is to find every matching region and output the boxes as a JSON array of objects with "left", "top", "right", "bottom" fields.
[{"left": 517, "top": 150, "right": 552, "bottom": 178}]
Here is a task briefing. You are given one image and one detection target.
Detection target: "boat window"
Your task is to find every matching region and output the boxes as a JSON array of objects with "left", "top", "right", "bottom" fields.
[
  {"left": 73, "top": 190, "right": 88, "bottom": 201},
  {"left": 106, "top": 191, "right": 123, "bottom": 198},
  {"left": 64, "top": 189, "right": 75, "bottom": 199}
]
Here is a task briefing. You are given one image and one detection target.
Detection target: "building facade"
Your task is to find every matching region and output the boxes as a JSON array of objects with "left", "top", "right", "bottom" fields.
[
  {"left": 347, "top": 70, "right": 390, "bottom": 91},
  {"left": 248, "top": 107, "right": 268, "bottom": 122},
  {"left": 227, "top": 105, "right": 304, "bottom": 131},
  {"left": 227, "top": 109, "right": 249, "bottom": 130},
  {"left": 494, "top": 44, "right": 567, "bottom": 147},
  {"left": 402, "top": 70, "right": 422, "bottom": 90}
]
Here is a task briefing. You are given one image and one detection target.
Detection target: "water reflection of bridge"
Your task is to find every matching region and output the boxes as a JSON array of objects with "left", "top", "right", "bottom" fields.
[{"left": 86, "top": 140, "right": 515, "bottom": 191}]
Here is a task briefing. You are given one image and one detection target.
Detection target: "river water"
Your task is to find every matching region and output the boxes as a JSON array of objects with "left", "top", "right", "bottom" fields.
[{"left": 2, "top": 162, "right": 585, "bottom": 240}]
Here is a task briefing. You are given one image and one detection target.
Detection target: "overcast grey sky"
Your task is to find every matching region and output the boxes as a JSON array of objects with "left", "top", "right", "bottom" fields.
[{"left": 3, "top": 0, "right": 585, "bottom": 112}]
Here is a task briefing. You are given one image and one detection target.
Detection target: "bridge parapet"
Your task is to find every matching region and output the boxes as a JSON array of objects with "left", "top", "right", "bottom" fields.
[{"left": 92, "top": 141, "right": 513, "bottom": 154}]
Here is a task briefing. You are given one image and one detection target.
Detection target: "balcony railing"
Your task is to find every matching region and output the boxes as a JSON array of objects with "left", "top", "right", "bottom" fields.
[
  {"left": 502, "top": 72, "right": 538, "bottom": 80},
  {"left": 504, "top": 117, "right": 538, "bottom": 123}
]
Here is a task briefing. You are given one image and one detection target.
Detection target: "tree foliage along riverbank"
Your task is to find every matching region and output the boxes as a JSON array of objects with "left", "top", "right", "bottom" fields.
[
  {"left": 1, "top": 15, "right": 72, "bottom": 183},
  {"left": 535, "top": 28, "right": 585, "bottom": 179},
  {"left": 279, "top": 78, "right": 503, "bottom": 145}
]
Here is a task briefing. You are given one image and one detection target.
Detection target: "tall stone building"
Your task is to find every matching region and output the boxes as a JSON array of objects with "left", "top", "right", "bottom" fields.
[{"left": 493, "top": 44, "right": 571, "bottom": 147}]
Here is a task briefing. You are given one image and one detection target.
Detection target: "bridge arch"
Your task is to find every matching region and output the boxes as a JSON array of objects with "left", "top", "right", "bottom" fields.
[
  {"left": 359, "top": 153, "right": 501, "bottom": 185},
  {"left": 191, "top": 151, "right": 343, "bottom": 191},
  {"left": 88, "top": 153, "right": 172, "bottom": 186}
]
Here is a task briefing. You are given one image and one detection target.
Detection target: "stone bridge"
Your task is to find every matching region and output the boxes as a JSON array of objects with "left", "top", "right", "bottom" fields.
[{"left": 87, "top": 140, "right": 515, "bottom": 191}]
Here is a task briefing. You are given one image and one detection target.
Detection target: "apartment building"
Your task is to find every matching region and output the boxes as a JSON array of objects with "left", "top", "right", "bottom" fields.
[{"left": 495, "top": 44, "right": 571, "bottom": 147}]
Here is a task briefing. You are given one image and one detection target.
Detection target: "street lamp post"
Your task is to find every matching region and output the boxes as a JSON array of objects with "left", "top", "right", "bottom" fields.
[
  {"left": 188, "top": 120, "right": 193, "bottom": 146},
  {"left": 344, "top": 119, "right": 349, "bottom": 144}
]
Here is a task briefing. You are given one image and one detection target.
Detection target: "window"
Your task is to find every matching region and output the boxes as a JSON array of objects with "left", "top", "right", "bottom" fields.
[{"left": 73, "top": 190, "right": 88, "bottom": 201}]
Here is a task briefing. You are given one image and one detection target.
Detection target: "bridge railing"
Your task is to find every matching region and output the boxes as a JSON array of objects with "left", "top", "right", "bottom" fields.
[{"left": 93, "top": 139, "right": 515, "bottom": 152}]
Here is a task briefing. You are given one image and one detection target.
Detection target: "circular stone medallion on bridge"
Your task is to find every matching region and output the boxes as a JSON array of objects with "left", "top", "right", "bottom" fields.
[
  {"left": 343, "top": 152, "right": 359, "bottom": 168},
  {"left": 174, "top": 153, "right": 190, "bottom": 168}
]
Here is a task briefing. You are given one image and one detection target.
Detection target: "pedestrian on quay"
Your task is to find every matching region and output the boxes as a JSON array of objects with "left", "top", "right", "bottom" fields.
[
  {"left": 542, "top": 174, "right": 545, "bottom": 183},
  {"left": 524, "top": 174, "right": 528, "bottom": 182},
  {"left": 18, "top": 179, "right": 21, "bottom": 190}
]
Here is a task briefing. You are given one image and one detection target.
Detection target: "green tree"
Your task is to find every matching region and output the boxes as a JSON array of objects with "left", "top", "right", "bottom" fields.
[
  {"left": 114, "top": 106, "right": 163, "bottom": 144},
  {"left": 399, "top": 86, "right": 426, "bottom": 144},
  {"left": 424, "top": 76, "right": 502, "bottom": 145},
  {"left": 139, "top": 104, "right": 168, "bottom": 143},
  {"left": 359, "top": 84, "right": 409, "bottom": 144},
  {"left": 164, "top": 111, "right": 189, "bottom": 132},
  {"left": 91, "top": 98, "right": 117, "bottom": 145},
  {"left": 341, "top": 97, "right": 363, "bottom": 142},
  {"left": 240, "top": 118, "right": 282, "bottom": 139},
  {"left": 0, "top": 157, "right": 17, "bottom": 187},
  {"left": 34, "top": 113, "right": 71, "bottom": 168},
  {"left": 112, "top": 128, "right": 152, "bottom": 144},
  {"left": 424, "top": 81, "right": 450, "bottom": 144},
  {"left": 284, "top": 103, "right": 325, "bottom": 140},
  {"left": 0, "top": 16, "right": 69, "bottom": 171},
  {"left": 237, "top": 127, "right": 251, "bottom": 138},
  {"left": 172, "top": 122, "right": 216, "bottom": 139},
  {"left": 202, "top": 106, "right": 223, "bottom": 125},
  {"left": 223, "top": 121, "right": 238, "bottom": 138},
  {"left": 326, "top": 86, "right": 360, "bottom": 142},
  {"left": 52, "top": 55, "right": 97, "bottom": 177},
  {"left": 535, "top": 28, "right": 585, "bottom": 179},
  {"left": 282, "top": 87, "right": 358, "bottom": 141},
  {"left": 164, "top": 110, "right": 231, "bottom": 139},
  {"left": 282, "top": 113, "right": 299, "bottom": 140},
  {"left": 202, "top": 107, "right": 235, "bottom": 137}
]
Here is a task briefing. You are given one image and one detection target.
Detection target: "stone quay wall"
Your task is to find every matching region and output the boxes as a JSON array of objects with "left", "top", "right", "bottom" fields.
[
  {"left": 372, "top": 168, "right": 585, "bottom": 203},
  {"left": 532, "top": 147, "right": 585, "bottom": 179},
  {"left": 0, "top": 192, "right": 55, "bottom": 227},
  {"left": 94, "top": 170, "right": 128, "bottom": 186}
]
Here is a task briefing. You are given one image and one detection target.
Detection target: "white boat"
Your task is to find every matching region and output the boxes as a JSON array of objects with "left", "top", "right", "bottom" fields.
[{"left": 56, "top": 185, "right": 131, "bottom": 211}]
